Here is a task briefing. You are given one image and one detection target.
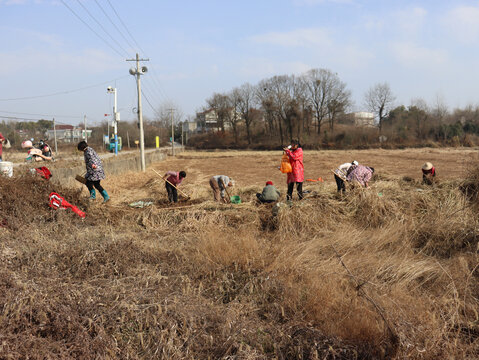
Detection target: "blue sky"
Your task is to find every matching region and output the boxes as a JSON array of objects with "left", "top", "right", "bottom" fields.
[{"left": 1, "top": 0, "right": 479, "bottom": 126}]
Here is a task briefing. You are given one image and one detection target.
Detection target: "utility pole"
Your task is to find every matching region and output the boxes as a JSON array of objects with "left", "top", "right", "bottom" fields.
[
  {"left": 181, "top": 122, "right": 184, "bottom": 147},
  {"left": 169, "top": 108, "right": 175, "bottom": 156},
  {"left": 52, "top": 118, "right": 58, "bottom": 155},
  {"left": 107, "top": 87, "right": 119, "bottom": 155},
  {"left": 127, "top": 53, "right": 149, "bottom": 171},
  {"left": 83, "top": 115, "right": 88, "bottom": 142}
]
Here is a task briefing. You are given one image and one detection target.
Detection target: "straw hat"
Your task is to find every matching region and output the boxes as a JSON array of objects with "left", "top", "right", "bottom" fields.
[{"left": 422, "top": 162, "right": 433, "bottom": 171}]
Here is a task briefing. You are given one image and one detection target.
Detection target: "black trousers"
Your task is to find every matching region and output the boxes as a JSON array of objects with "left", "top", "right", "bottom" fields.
[
  {"left": 256, "top": 193, "right": 276, "bottom": 203},
  {"left": 287, "top": 182, "right": 303, "bottom": 200},
  {"left": 166, "top": 182, "right": 178, "bottom": 203},
  {"left": 334, "top": 174, "right": 346, "bottom": 192},
  {"left": 86, "top": 180, "right": 104, "bottom": 193}
]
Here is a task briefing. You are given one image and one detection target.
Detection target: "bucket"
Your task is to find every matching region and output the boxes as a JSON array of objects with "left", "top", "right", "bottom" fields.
[
  {"left": 230, "top": 195, "right": 241, "bottom": 204},
  {"left": 0, "top": 161, "right": 13, "bottom": 177}
]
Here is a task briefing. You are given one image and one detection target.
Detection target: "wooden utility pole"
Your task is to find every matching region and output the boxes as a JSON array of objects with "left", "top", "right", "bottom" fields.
[
  {"left": 83, "top": 115, "right": 88, "bottom": 142},
  {"left": 52, "top": 118, "right": 58, "bottom": 155},
  {"left": 127, "top": 53, "right": 149, "bottom": 171},
  {"left": 168, "top": 108, "right": 175, "bottom": 156}
]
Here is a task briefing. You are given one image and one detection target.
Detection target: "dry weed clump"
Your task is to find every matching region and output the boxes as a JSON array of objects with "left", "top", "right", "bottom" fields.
[{"left": 1, "top": 171, "right": 479, "bottom": 359}]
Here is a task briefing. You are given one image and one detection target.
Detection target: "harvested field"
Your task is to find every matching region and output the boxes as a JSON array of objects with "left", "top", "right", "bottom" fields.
[{"left": 1, "top": 148, "right": 478, "bottom": 359}]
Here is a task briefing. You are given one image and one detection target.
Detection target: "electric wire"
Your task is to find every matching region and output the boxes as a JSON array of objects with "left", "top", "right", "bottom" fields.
[
  {"left": 0, "top": 75, "right": 129, "bottom": 102},
  {"left": 59, "top": 0, "right": 126, "bottom": 58},
  {"left": 141, "top": 90, "right": 159, "bottom": 117},
  {"left": 104, "top": 0, "right": 172, "bottom": 106},
  {"left": 0, "top": 110, "right": 84, "bottom": 119},
  {"left": 105, "top": 0, "right": 146, "bottom": 55},
  {"left": 74, "top": 0, "right": 130, "bottom": 57},
  {"left": 93, "top": 0, "right": 136, "bottom": 51}
]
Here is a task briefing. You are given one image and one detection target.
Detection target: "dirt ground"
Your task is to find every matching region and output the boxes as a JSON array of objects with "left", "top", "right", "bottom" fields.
[{"left": 96, "top": 148, "right": 478, "bottom": 204}]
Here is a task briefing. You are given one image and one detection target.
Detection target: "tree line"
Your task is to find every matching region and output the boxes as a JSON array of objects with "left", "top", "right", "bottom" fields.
[{"left": 188, "top": 67, "right": 479, "bottom": 149}]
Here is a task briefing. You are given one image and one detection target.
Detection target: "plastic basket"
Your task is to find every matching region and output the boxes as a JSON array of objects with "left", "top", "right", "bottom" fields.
[{"left": 230, "top": 195, "right": 241, "bottom": 204}]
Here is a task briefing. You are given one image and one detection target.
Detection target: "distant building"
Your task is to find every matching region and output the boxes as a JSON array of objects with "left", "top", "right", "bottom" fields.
[
  {"left": 195, "top": 108, "right": 242, "bottom": 132},
  {"left": 183, "top": 121, "right": 198, "bottom": 133},
  {"left": 352, "top": 112, "right": 375, "bottom": 127},
  {"left": 45, "top": 124, "right": 92, "bottom": 143},
  {"left": 340, "top": 112, "right": 376, "bottom": 127}
]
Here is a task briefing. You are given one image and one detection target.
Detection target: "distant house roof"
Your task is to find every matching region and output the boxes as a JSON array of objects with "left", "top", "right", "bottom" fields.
[{"left": 54, "top": 124, "right": 74, "bottom": 130}]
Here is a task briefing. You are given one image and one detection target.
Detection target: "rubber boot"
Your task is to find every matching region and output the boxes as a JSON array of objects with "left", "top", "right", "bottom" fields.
[
  {"left": 89, "top": 188, "right": 96, "bottom": 200},
  {"left": 101, "top": 189, "right": 110, "bottom": 203}
]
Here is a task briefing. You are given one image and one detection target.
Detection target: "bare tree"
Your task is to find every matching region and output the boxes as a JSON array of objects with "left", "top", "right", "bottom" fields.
[
  {"left": 206, "top": 93, "right": 229, "bottom": 133},
  {"left": 301, "top": 69, "right": 339, "bottom": 135},
  {"left": 364, "top": 82, "right": 395, "bottom": 132},
  {"left": 226, "top": 89, "right": 242, "bottom": 144},
  {"left": 327, "top": 79, "right": 352, "bottom": 132},
  {"left": 236, "top": 83, "right": 257, "bottom": 145}
]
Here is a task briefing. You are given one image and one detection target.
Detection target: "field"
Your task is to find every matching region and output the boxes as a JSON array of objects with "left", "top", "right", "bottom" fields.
[{"left": 1, "top": 148, "right": 478, "bottom": 359}]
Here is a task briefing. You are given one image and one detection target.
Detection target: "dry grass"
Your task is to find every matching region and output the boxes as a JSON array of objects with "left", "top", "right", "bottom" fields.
[{"left": 0, "top": 153, "right": 478, "bottom": 359}]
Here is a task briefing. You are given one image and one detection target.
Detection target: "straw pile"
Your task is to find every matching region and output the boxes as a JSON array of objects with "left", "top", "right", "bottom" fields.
[{"left": 0, "top": 170, "right": 477, "bottom": 359}]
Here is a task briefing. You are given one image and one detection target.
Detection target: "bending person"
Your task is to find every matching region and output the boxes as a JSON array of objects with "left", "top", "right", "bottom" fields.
[
  {"left": 209, "top": 175, "right": 234, "bottom": 203},
  {"left": 346, "top": 165, "right": 375, "bottom": 188},
  {"left": 334, "top": 160, "right": 358, "bottom": 192},
  {"left": 164, "top": 170, "right": 186, "bottom": 203}
]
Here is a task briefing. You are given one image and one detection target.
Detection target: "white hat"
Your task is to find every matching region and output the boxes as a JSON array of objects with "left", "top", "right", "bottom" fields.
[
  {"left": 352, "top": 160, "right": 358, "bottom": 166},
  {"left": 21, "top": 140, "right": 33, "bottom": 149},
  {"left": 422, "top": 162, "right": 433, "bottom": 171}
]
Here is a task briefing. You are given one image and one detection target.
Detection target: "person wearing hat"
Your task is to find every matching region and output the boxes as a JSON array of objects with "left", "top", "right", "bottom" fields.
[
  {"left": 256, "top": 181, "right": 281, "bottom": 203},
  {"left": 283, "top": 139, "right": 304, "bottom": 200},
  {"left": 333, "top": 160, "right": 358, "bottom": 193},
  {"left": 209, "top": 175, "right": 234, "bottom": 203},
  {"left": 422, "top": 162, "right": 436, "bottom": 185}
]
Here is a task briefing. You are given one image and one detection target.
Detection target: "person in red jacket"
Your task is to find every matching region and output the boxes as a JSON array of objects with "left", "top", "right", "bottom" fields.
[
  {"left": 283, "top": 139, "right": 304, "bottom": 200},
  {"left": 0, "top": 132, "right": 5, "bottom": 161}
]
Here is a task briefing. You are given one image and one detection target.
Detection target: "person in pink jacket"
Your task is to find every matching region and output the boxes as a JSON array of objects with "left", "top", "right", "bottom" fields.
[{"left": 283, "top": 139, "right": 304, "bottom": 200}]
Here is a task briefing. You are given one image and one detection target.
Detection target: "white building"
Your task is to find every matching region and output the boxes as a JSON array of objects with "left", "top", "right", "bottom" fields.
[
  {"left": 45, "top": 124, "right": 92, "bottom": 143},
  {"left": 350, "top": 112, "right": 375, "bottom": 127}
]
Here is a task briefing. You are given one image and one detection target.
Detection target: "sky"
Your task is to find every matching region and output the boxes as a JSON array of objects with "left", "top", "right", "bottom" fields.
[{"left": 1, "top": 0, "right": 479, "bottom": 126}]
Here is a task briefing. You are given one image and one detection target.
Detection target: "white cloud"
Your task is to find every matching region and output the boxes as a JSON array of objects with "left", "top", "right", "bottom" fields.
[
  {"left": 444, "top": 5, "right": 479, "bottom": 44},
  {"left": 390, "top": 42, "right": 448, "bottom": 68},
  {"left": 250, "top": 28, "right": 332, "bottom": 48},
  {"left": 394, "top": 7, "right": 427, "bottom": 35},
  {"left": 239, "top": 58, "right": 311, "bottom": 78},
  {"left": 0, "top": 48, "right": 122, "bottom": 76}
]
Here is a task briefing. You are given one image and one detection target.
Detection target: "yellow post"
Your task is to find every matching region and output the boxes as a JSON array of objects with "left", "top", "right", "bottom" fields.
[{"left": 155, "top": 136, "right": 159, "bottom": 148}]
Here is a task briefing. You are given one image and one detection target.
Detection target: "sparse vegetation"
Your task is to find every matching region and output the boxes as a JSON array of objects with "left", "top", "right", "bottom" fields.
[{"left": 0, "top": 151, "right": 478, "bottom": 359}]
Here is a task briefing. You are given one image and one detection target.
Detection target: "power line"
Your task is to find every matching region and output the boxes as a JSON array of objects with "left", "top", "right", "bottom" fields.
[
  {"left": 0, "top": 110, "right": 83, "bottom": 119},
  {"left": 93, "top": 0, "right": 136, "bottom": 51},
  {"left": 106, "top": 0, "right": 146, "bottom": 55},
  {"left": 103, "top": 1, "right": 174, "bottom": 109},
  {"left": 0, "top": 75, "right": 129, "bottom": 101},
  {"left": 74, "top": 0, "right": 130, "bottom": 57},
  {"left": 60, "top": 0, "right": 125, "bottom": 58},
  {"left": 141, "top": 90, "right": 159, "bottom": 117}
]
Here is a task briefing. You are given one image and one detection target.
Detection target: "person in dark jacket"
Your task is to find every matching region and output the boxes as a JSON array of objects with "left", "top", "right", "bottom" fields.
[
  {"left": 78, "top": 141, "right": 110, "bottom": 203},
  {"left": 256, "top": 181, "right": 281, "bottom": 203}
]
